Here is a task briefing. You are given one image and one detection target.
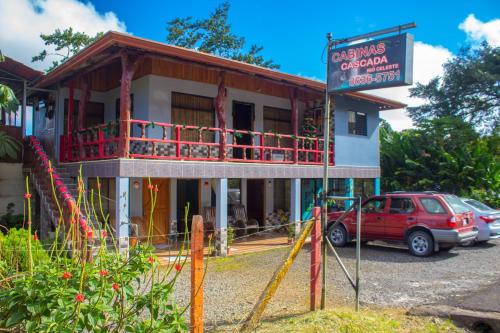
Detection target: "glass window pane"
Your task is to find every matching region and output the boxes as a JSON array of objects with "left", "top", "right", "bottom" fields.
[{"left": 420, "top": 198, "right": 446, "bottom": 214}]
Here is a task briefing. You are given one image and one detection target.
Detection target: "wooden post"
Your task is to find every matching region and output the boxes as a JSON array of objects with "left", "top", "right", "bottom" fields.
[
  {"left": 310, "top": 207, "right": 321, "bottom": 310},
  {"left": 215, "top": 72, "right": 227, "bottom": 160},
  {"left": 97, "top": 129, "right": 104, "bottom": 158},
  {"left": 240, "top": 219, "right": 314, "bottom": 332},
  {"left": 118, "top": 51, "right": 143, "bottom": 158},
  {"left": 190, "top": 215, "right": 204, "bottom": 333},
  {"left": 289, "top": 88, "right": 299, "bottom": 163}
]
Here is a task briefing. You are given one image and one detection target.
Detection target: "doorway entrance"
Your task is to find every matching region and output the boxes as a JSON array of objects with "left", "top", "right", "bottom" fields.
[
  {"left": 177, "top": 179, "right": 200, "bottom": 233},
  {"left": 142, "top": 179, "right": 170, "bottom": 244},
  {"left": 247, "top": 179, "right": 265, "bottom": 226},
  {"left": 232, "top": 101, "right": 254, "bottom": 159}
]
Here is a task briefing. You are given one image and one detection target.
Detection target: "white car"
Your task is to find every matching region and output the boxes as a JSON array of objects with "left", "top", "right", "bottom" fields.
[{"left": 460, "top": 198, "right": 500, "bottom": 244}]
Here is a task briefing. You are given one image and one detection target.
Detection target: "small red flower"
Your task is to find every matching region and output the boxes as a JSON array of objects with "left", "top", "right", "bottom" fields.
[
  {"left": 101, "top": 230, "right": 108, "bottom": 238},
  {"left": 99, "top": 269, "right": 108, "bottom": 277},
  {"left": 75, "top": 293, "right": 85, "bottom": 303},
  {"left": 33, "top": 232, "right": 38, "bottom": 241},
  {"left": 175, "top": 264, "right": 182, "bottom": 272},
  {"left": 147, "top": 256, "right": 154, "bottom": 264},
  {"left": 147, "top": 184, "right": 154, "bottom": 190},
  {"left": 24, "top": 193, "right": 32, "bottom": 199},
  {"left": 112, "top": 283, "right": 120, "bottom": 291},
  {"left": 154, "top": 185, "right": 159, "bottom": 193},
  {"left": 87, "top": 229, "right": 93, "bottom": 239},
  {"left": 47, "top": 167, "right": 54, "bottom": 173},
  {"left": 62, "top": 271, "right": 72, "bottom": 280}
]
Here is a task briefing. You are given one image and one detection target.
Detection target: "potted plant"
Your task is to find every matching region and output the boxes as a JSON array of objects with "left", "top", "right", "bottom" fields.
[{"left": 227, "top": 227, "right": 234, "bottom": 255}]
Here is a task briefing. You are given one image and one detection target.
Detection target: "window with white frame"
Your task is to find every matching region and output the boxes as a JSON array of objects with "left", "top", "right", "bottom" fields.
[{"left": 348, "top": 111, "right": 367, "bottom": 136}]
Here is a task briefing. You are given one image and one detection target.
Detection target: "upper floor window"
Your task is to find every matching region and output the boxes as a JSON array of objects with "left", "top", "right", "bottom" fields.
[{"left": 348, "top": 111, "right": 367, "bottom": 136}]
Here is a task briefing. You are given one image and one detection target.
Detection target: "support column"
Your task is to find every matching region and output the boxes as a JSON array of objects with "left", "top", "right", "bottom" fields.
[
  {"left": 290, "top": 178, "right": 301, "bottom": 237},
  {"left": 215, "top": 72, "right": 227, "bottom": 160},
  {"left": 241, "top": 179, "right": 248, "bottom": 209},
  {"left": 289, "top": 88, "right": 299, "bottom": 163},
  {"left": 115, "top": 177, "right": 130, "bottom": 254},
  {"left": 215, "top": 178, "right": 228, "bottom": 256},
  {"left": 22, "top": 80, "right": 27, "bottom": 137},
  {"left": 345, "top": 178, "right": 354, "bottom": 208},
  {"left": 374, "top": 177, "right": 381, "bottom": 196},
  {"left": 118, "top": 52, "right": 143, "bottom": 158}
]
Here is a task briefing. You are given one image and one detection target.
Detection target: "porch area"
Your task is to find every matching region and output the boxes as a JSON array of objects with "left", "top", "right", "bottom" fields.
[{"left": 154, "top": 233, "right": 296, "bottom": 265}]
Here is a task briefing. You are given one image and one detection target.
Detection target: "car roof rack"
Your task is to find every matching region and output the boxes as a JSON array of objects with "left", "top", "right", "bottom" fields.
[{"left": 386, "top": 191, "right": 439, "bottom": 195}]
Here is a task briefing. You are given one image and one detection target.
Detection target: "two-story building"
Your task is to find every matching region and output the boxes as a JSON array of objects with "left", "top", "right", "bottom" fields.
[{"left": 26, "top": 31, "right": 404, "bottom": 255}]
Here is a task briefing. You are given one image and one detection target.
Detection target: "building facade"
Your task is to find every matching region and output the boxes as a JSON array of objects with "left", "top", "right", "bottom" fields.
[{"left": 27, "top": 32, "right": 404, "bottom": 255}]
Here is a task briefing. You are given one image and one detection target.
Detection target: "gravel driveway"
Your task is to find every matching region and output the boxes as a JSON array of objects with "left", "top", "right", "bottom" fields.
[{"left": 168, "top": 238, "right": 500, "bottom": 330}]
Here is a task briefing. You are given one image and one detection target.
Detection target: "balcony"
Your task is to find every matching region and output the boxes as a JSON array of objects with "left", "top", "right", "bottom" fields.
[{"left": 60, "top": 119, "right": 334, "bottom": 165}]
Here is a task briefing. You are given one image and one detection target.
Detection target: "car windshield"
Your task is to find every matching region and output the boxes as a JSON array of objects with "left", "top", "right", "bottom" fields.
[
  {"left": 463, "top": 198, "right": 493, "bottom": 212},
  {"left": 443, "top": 195, "right": 470, "bottom": 214}
]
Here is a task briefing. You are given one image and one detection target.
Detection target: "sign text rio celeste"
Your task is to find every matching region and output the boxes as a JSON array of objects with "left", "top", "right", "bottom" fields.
[{"left": 328, "top": 33, "right": 414, "bottom": 92}]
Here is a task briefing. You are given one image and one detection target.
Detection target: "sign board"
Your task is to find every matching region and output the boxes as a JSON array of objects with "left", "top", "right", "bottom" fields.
[{"left": 327, "top": 33, "right": 414, "bottom": 92}]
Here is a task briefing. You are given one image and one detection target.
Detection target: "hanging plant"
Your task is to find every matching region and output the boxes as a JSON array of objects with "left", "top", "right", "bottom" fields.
[
  {"left": 234, "top": 132, "right": 243, "bottom": 139},
  {"left": 246, "top": 130, "right": 255, "bottom": 138}
]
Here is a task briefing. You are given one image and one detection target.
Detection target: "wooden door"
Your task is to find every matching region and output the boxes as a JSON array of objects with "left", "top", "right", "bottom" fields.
[
  {"left": 247, "top": 179, "right": 265, "bottom": 226},
  {"left": 143, "top": 179, "right": 170, "bottom": 244}
]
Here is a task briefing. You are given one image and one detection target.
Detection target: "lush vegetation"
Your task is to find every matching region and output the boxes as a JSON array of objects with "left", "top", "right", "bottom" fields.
[
  {"left": 0, "top": 173, "right": 193, "bottom": 332},
  {"left": 381, "top": 43, "right": 499, "bottom": 207},
  {"left": 166, "top": 1, "right": 279, "bottom": 69}
]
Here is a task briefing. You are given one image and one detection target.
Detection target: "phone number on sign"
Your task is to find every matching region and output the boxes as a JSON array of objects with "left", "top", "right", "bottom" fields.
[{"left": 349, "top": 70, "right": 401, "bottom": 87}]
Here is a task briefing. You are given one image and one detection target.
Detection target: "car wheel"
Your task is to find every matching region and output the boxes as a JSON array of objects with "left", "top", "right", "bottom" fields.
[
  {"left": 327, "top": 224, "right": 348, "bottom": 247},
  {"left": 408, "top": 230, "right": 434, "bottom": 257}
]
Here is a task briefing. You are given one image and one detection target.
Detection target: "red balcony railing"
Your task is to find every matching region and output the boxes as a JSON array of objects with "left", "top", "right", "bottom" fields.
[{"left": 60, "top": 119, "right": 334, "bottom": 166}]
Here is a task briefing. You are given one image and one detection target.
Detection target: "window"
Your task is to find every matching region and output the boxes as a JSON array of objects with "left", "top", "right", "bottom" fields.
[
  {"left": 228, "top": 179, "right": 241, "bottom": 206},
  {"left": 442, "top": 195, "right": 469, "bottom": 214},
  {"left": 274, "top": 179, "right": 291, "bottom": 211},
  {"left": 348, "top": 111, "right": 367, "bottom": 136},
  {"left": 354, "top": 178, "right": 374, "bottom": 200},
  {"left": 171, "top": 92, "right": 215, "bottom": 142},
  {"left": 115, "top": 94, "right": 134, "bottom": 120},
  {"left": 420, "top": 198, "right": 446, "bottom": 214},
  {"left": 390, "top": 197, "right": 415, "bottom": 214},
  {"left": 362, "top": 198, "right": 386, "bottom": 213},
  {"left": 464, "top": 199, "right": 492, "bottom": 212},
  {"left": 263, "top": 106, "right": 293, "bottom": 148}
]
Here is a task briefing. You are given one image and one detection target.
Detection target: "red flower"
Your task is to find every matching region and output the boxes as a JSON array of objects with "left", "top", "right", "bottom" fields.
[
  {"left": 87, "top": 229, "right": 93, "bottom": 239},
  {"left": 24, "top": 193, "right": 32, "bottom": 199},
  {"left": 47, "top": 167, "right": 54, "bottom": 173},
  {"left": 101, "top": 230, "right": 108, "bottom": 238},
  {"left": 33, "top": 232, "right": 38, "bottom": 241},
  {"left": 175, "top": 264, "right": 182, "bottom": 272},
  {"left": 147, "top": 184, "right": 154, "bottom": 190},
  {"left": 112, "top": 283, "right": 120, "bottom": 291},
  {"left": 75, "top": 293, "right": 85, "bottom": 303},
  {"left": 154, "top": 185, "right": 159, "bottom": 193},
  {"left": 62, "top": 271, "right": 72, "bottom": 280},
  {"left": 99, "top": 269, "right": 108, "bottom": 277},
  {"left": 147, "top": 256, "right": 154, "bottom": 264}
]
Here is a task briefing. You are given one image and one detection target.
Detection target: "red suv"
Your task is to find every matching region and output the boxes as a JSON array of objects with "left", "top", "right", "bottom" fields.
[{"left": 327, "top": 192, "right": 478, "bottom": 257}]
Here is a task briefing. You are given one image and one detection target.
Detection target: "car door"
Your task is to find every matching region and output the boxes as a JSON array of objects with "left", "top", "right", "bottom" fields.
[
  {"left": 384, "top": 197, "right": 417, "bottom": 240},
  {"left": 358, "top": 197, "right": 387, "bottom": 239}
]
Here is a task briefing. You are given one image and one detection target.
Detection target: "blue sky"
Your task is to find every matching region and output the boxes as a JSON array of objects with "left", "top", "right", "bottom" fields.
[
  {"left": 89, "top": 0, "right": 499, "bottom": 81},
  {"left": 2, "top": 0, "right": 499, "bottom": 130}
]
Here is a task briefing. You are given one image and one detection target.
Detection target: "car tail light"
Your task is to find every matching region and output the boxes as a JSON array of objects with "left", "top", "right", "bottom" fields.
[
  {"left": 480, "top": 215, "right": 498, "bottom": 224},
  {"left": 447, "top": 216, "right": 457, "bottom": 228}
]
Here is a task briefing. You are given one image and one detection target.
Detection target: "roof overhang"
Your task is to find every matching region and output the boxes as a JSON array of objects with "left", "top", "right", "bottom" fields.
[{"left": 35, "top": 31, "right": 406, "bottom": 110}]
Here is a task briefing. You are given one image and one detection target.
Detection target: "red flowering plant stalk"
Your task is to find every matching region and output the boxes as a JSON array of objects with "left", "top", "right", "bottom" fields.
[{"left": 0, "top": 164, "right": 211, "bottom": 332}]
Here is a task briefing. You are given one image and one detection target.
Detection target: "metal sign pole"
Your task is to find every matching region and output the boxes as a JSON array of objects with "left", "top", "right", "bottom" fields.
[
  {"left": 320, "top": 32, "right": 333, "bottom": 310},
  {"left": 355, "top": 196, "right": 362, "bottom": 311}
]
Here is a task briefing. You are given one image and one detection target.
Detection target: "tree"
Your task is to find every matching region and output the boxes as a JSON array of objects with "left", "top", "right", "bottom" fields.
[
  {"left": 166, "top": 1, "right": 279, "bottom": 69},
  {"left": 380, "top": 117, "right": 500, "bottom": 206},
  {"left": 0, "top": 50, "right": 21, "bottom": 159},
  {"left": 409, "top": 43, "right": 500, "bottom": 133},
  {"left": 32, "top": 28, "right": 104, "bottom": 72}
]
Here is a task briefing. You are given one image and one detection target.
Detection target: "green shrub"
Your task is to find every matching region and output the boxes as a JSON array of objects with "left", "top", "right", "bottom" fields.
[
  {"left": 0, "top": 203, "right": 25, "bottom": 229},
  {"left": 0, "top": 228, "right": 48, "bottom": 274}
]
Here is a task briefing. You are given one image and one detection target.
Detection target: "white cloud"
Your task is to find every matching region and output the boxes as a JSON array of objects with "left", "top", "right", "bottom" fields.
[
  {"left": 459, "top": 14, "right": 500, "bottom": 47},
  {"left": 370, "top": 41, "right": 453, "bottom": 131},
  {"left": 0, "top": 0, "right": 126, "bottom": 71}
]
